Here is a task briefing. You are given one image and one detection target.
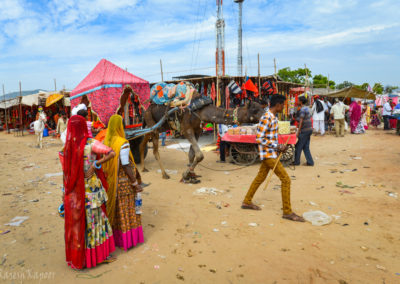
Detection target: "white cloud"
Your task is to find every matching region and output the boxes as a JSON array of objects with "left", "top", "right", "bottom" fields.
[
  {"left": 0, "top": 0, "right": 24, "bottom": 21},
  {"left": 0, "top": 0, "right": 399, "bottom": 90}
]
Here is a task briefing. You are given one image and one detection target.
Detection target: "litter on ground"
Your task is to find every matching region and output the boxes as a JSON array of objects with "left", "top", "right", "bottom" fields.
[{"left": 5, "top": 216, "right": 30, "bottom": 227}]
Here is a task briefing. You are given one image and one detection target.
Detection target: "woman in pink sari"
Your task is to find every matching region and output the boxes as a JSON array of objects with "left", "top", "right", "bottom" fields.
[{"left": 349, "top": 101, "right": 362, "bottom": 134}]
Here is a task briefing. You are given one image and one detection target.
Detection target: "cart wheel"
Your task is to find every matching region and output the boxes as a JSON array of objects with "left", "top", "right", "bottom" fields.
[
  {"left": 229, "top": 143, "right": 258, "bottom": 166},
  {"left": 281, "top": 144, "right": 294, "bottom": 162}
]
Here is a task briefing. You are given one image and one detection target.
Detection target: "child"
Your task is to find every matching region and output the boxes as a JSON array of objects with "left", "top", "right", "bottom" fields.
[{"left": 370, "top": 110, "right": 380, "bottom": 128}]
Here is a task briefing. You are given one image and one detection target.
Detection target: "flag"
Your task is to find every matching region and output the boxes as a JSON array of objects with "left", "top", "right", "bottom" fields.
[
  {"left": 227, "top": 80, "right": 242, "bottom": 95},
  {"left": 244, "top": 79, "right": 258, "bottom": 94}
]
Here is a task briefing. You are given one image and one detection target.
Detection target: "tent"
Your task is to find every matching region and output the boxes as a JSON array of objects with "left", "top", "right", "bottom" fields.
[
  {"left": 0, "top": 97, "right": 20, "bottom": 109},
  {"left": 70, "top": 59, "right": 150, "bottom": 126},
  {"left": 325, "top": 86, "right": 376, "bottom": 100}
]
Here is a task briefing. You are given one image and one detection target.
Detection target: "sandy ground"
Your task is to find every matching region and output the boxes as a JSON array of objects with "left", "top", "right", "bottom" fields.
[{"left": 0, "top": 129, "right": 399, "bottom": 284}]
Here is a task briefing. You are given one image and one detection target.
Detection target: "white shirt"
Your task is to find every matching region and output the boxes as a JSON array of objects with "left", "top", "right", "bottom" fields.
[
  {"left": 218, "top": 124, "right": 229, "bottom": 137},
  {"left": 383, "top": 102, "right": 392, "bottom": 116},
  {"left": 311, "top": 100, "right": 328, "bottom": 121},
  {"left": 330, "top": 102, "right": 349, "bottom": 120}
]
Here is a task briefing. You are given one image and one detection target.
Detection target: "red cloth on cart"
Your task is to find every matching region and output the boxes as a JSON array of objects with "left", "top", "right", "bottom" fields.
[{"left": 222, "top": 133, "right": 296, "bottom": 145}]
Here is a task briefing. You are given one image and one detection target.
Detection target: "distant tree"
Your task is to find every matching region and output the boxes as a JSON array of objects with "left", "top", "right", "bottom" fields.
[
  {"left": 312, "top": 74, "right": 335, "bottom": 89},
  {"left": 384, "top": 85, "right": 398, "bottom": 94},
  {"left": 277, "top": 67, "right": 311, "bottom": 84},
  {"left": 336, "top": 81, "right": 353, "bottom": 90},
  {"left": 354, "top": 83, "right": 369, "bottom": 91},
  {"left": 373, "top": 83, "right": 384, "bottom": 94}
]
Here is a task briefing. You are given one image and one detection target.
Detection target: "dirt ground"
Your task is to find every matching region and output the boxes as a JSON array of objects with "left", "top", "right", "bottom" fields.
[{"left": 0, "top": 129, "right": 399, "bottom": 284}]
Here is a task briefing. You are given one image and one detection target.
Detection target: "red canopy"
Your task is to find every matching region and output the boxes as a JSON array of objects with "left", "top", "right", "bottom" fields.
[
  {"left": 71, "top": 59, "right": 148, "bottom": 97},
  {"left": 70, "top": 59, "right": 150, "bottom": 126}
]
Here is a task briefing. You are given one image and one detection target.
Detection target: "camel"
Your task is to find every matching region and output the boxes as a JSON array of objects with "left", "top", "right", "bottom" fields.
[
  {"left": 138, "top": 95, "right": 265, "bottom": 183},
  {"left": 33, "top": 112, "right": 47, "bottom": 149}
]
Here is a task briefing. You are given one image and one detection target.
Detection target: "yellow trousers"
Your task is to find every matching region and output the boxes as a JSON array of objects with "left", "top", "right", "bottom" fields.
[{"left": 243, "top": 158, "right": 292, "bottom": 215}]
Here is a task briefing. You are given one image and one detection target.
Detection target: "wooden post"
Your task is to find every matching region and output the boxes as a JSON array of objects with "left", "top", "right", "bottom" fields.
[
  {"left": 258, "top": 53, "right": 261, "bottom": 95},
  {"left": 274, "top": 58, "right": 277, "bottom": 78},
  {"left": 304, "top": 64, "right": 309, "bottom": 100},
  {"left": 327, "top": 74, "right": 330, "bottom": 94},
  {"left": 19, "top": 81, "right": 22, "bottom": 125},
  {"left": 2, "top": 84, "right": 9, "bottom": 133},
  {"left": 160, "top": 59, "right": 164, "bottom": 82},
  {"left": 54, "top": 78, "right": 57, "bottom": 91}
]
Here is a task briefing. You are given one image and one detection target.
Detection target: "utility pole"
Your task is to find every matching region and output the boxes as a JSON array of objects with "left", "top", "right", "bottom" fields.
[
  {"left": 216, "top": 0, "right": 225, "bottom": 76},
  {"left": 2, "top": 84, "right": 9, "bottom": 133},
  {"left": 54, "top": 79, "right": 57, "bottom": 92},
  {"left": 274, "top": 58, "right": 277, "bottom": 77},
  {"left": 160, "top": 59, "right": 164, "bottom": 82},
  {"left": 234, "top": 0, "right": 244, "bottom": 77}
]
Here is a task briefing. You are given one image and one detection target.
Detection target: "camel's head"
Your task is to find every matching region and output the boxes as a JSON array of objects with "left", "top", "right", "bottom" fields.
[{"left": 240, "top": 101, "right": 265, "bottom": 123}]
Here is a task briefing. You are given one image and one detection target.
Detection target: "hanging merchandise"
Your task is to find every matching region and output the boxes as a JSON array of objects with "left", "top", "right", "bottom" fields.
[
  {"left": 244, "top": 79, "right": 258, "bottom": 95},
  {"left": 207, "top": 83, "right": 211, "bottom": 97},
  {"left": 195, "top": 83, "right": 200, "bottom": 93},
  {"left": 227, "top": 80, "right": 242, "bottom": 95},
  {"left": 241, "top": 83, "right": 247, "bottom": 100},
  {"left": 262, "top": 81, "right": 275, "bottom": 95},
  {"left": 210, "top": 82, "right": 216, "bottom": 101},
  {"left": 254, "top": 83, "right": 259, "bottom": 98},
  {"left": 272, "top": 82, "right": 277, "bottom": 94},
  {"left": 225, "top": 86, "right": 230, "bottom": 109},
  {"left": 200, "top": 83, "right": 204, "bottom": 97}
]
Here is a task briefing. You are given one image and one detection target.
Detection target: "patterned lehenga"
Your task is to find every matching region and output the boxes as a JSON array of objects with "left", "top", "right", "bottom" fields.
[{"left": 83, "top": 138, "right": 115, "bottom": 267}]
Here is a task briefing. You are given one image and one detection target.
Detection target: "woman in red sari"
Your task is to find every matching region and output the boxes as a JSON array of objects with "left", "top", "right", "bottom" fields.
[{"left": 63, "top": 115, "right": 116, "bottom": 269}]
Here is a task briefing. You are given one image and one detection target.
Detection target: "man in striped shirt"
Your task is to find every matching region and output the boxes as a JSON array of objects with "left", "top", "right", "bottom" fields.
[{"left": 242, "top": 95, "right": 305, "bottom": 222}]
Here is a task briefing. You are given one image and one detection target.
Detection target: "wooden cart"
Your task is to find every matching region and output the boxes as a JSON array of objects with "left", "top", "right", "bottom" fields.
[{"left": 221, "top": 133, "right": 297, "bottom": 166}]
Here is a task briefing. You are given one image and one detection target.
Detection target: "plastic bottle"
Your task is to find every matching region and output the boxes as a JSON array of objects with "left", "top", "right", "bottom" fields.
[{"left": 135, "top": 192, "right": 142, "bottom": 215}]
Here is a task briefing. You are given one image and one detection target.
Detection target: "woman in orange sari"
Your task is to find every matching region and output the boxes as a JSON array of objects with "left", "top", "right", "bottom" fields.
[
  {"left": 103, "top": 115, "right": 144, "bottom": 250},
  {"left": 63, "top": 115, "right": 116, "bottom": 269}
]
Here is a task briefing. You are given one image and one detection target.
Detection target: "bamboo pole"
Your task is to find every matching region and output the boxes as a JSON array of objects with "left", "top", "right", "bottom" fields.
[
  {"left": 19, "top": 81, "right": 22, "bottom": 125},
  {"left": 2, "top": 84, "right": 9, "bottom": 133},
  {"left": 160, "top": 59, "right": 164, "bottom": 82},
  {"left": 258, "top": 53, "right": 261, "bottom": 95},
  {"left": 263, "top": 136, "right": 291, "bottom": 191}
]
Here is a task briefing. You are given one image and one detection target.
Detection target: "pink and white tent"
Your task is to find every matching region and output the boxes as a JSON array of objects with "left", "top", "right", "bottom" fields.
[{"left": 70, "top": 59, "right": 150, "bottom": 126}]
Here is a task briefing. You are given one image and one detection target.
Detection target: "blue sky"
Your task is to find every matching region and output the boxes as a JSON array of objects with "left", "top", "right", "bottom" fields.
[{"left": 0, "top": 0, "right": 399, "bottom": 93}]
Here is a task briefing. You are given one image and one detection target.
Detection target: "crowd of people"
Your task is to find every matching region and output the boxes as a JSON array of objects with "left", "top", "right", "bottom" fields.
[{"left": 55, "top": 93, "right": 399, "bottom": 270}]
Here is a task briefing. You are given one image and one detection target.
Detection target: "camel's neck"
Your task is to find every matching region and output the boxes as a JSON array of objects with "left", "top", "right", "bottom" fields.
[{"left": 197, "top": 105, "right": 239, "bottom": 125}]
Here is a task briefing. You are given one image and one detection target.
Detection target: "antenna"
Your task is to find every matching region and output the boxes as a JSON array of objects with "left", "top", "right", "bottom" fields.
[
  {"left": 234, "top": 0, "right": 244, "bottom": 77},
  {"left": 216, "top": 0, "right": 225, "bottom": 76}
]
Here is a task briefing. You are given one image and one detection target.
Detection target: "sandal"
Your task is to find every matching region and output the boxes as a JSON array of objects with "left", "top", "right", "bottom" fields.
[
  {"left": 102, "top": 256, "right": 117, "bottom": 264},
  {"left": 241, "top": 203, "right": 261, "bottom": 210},
  {"left": 282, "top": 213, "right": 305, "bottom": 222}
]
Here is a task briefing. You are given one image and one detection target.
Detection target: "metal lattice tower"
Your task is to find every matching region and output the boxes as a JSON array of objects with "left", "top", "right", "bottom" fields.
[
  {"left": 234, "top": 0, "right": 244, "bottom": 77},
  {"left": 216, "top": 0, "right": 225, "bottom": 76}
]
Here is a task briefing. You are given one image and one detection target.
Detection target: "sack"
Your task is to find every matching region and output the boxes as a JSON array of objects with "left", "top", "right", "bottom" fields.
[
  {"left": 315, "top": 100, "right": 324, "bottom": 113},
  {"left": 189, "top": 96, "right": 213, "bottom": 112}
]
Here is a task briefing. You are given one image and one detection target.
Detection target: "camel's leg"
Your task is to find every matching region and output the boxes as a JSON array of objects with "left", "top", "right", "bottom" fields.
[
  {"left": 139, "top": 133, "right": 152, "bottom": 172},
  {"left": 182, "top": 129, "right": 204, "bottom": 181},
  {"left": 188, "top": 145, "right": 195, "bottom": 165},
  {"left": 152, "top": 131, "right": 170, "bottom": 179}
]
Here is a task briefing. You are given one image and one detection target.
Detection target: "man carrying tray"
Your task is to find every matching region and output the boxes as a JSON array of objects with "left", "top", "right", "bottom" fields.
[{"left": 241, "top": 94, "right": 305, "bottom": 222}]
